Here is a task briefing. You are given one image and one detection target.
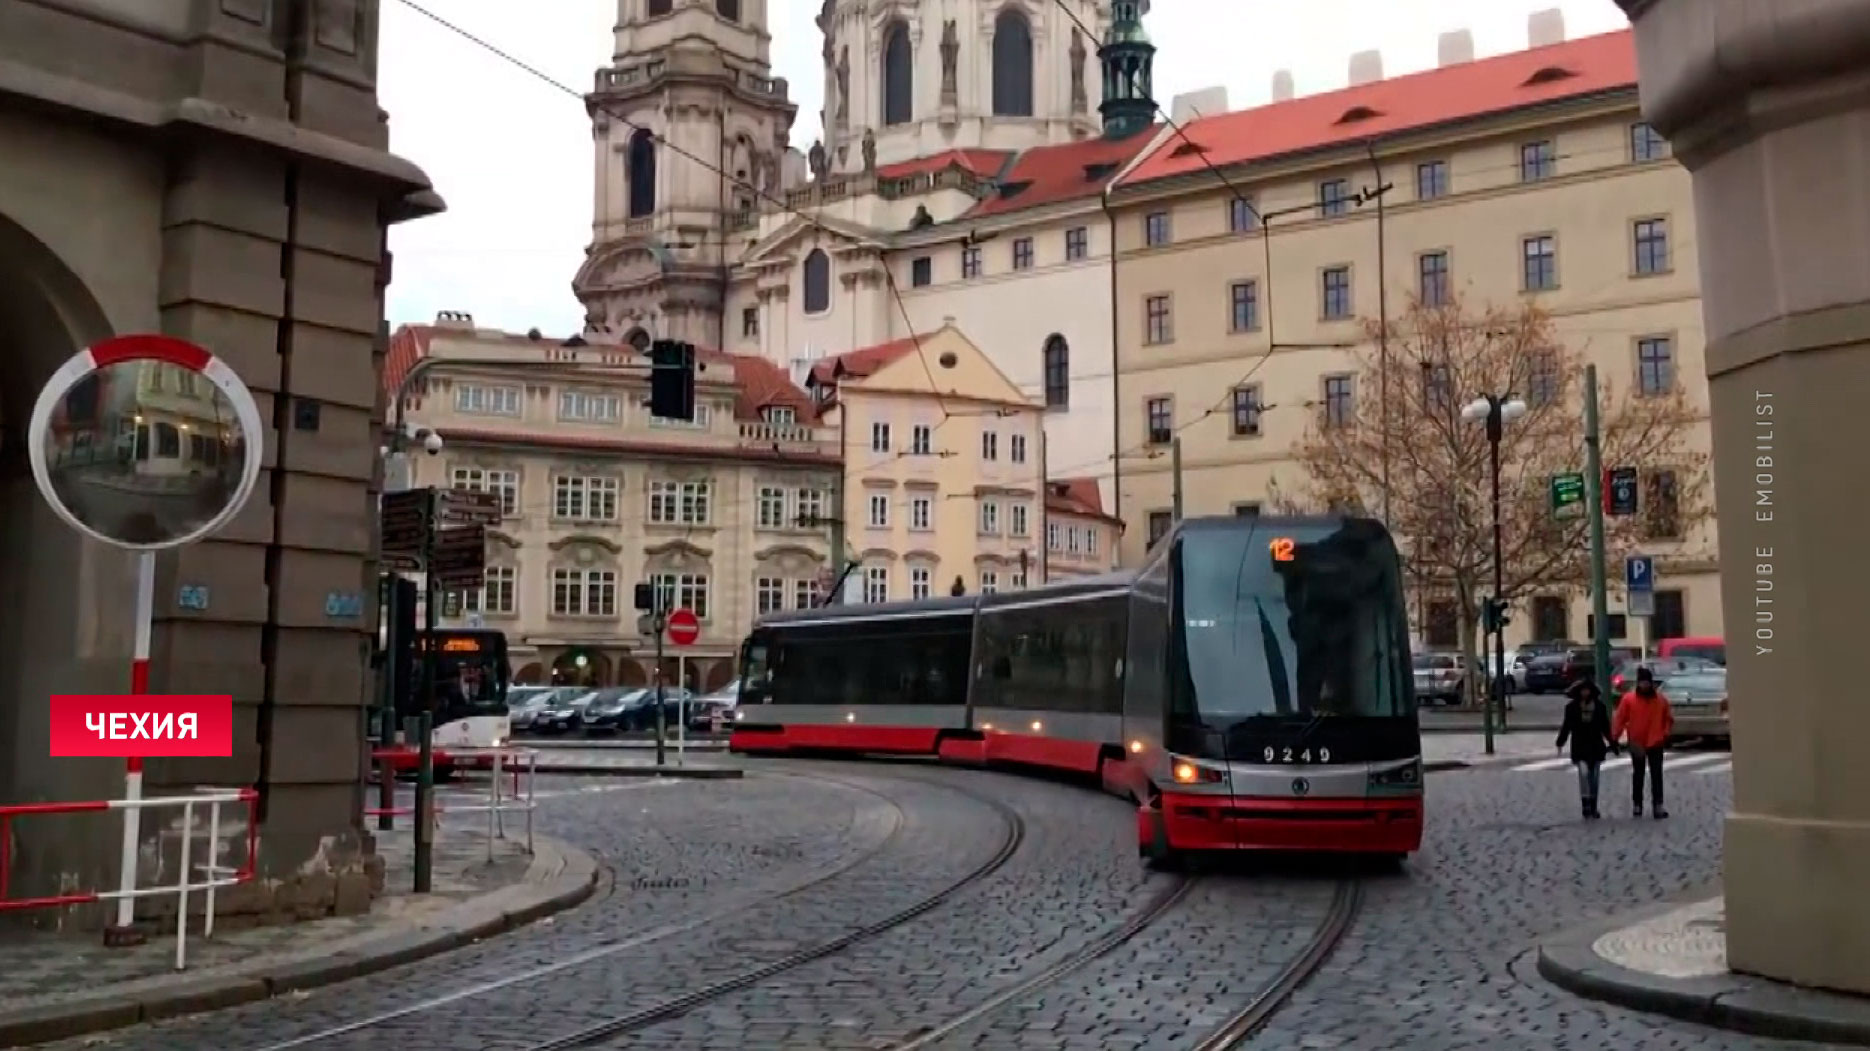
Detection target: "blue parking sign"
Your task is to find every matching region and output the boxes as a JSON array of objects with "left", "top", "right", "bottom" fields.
[{"left": 1625, "top": 555, "right": 1654, "bottom": 593}]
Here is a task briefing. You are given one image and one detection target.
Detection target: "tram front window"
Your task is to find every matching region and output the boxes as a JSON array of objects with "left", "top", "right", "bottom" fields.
[{"left": 1170, "top": 520, "right": 1411, "bottom": 725}]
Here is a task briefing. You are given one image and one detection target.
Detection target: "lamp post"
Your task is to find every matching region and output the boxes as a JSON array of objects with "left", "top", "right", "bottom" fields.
[{"left": 1460, "top": 393, "right": 1527, "bottom": 757}]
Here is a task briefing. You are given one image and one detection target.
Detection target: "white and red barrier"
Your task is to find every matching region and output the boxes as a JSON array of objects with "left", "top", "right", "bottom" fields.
[{"left": 364, "top": 746, "right": 538, "bottom": 859}]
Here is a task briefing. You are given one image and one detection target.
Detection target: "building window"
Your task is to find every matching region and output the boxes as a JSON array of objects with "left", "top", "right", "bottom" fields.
[
  {"left": 881, "top": 19, "right": 912, "bottom": 125},
  {"left": 796, "top": 487, "right": 825, "bottom": 525},
  {"left": 1633, "top": 218, "right": 1670, "bottom": 275},
  {"left": 910, "top": 256, "right": 933, "bottom": 287},
  {"left": 1521, "top": 235, "right": 1557, "bottom": 291},
  {"left": 450, "top": 467, "right": 519, "bottom": 516},
  {"left": 868, "top": 493, "right": 890, "bottom": 528},
  {"left": 981, "top": 431, "right": 999, "bottom": 461},
  {"left": 1144, "top": 294, "right": 1173, "bottom": 343},
  {"left": 1321, "top": 266, "right": 1352, "bottom": 319},
  {"left": 1425, "top": 601, "right": 1459, "bottom": 648},
  {"left": 863, "top": 565, "right": 889, "bottom": 604},
  {"left": 1064, "top": 226, "right": 1089, "bottom": 260},
  {"left": 651, "top": 572, "right": 710, "bottom": 619},
  {"left": 1322, "top": 374, "right": 1354, "bottom": 428},
  {"left": 1637, "top": 336, "right": 1674, "bottom": 396},
  {"left": 910, "top": 495, "right": 932, "bottom": 530},
  {"left": 756, "top": 485, "right": 787, "bottom": 529},
  {"left": 1630, "top": 122, "right": 1668, "bottom": 162},
  {"left": 454, "top": 384, "right": 520, "bottom": 416},
  {"left": 1653, "top": 589, "right": 1687, "bottom": 641},
  {"left": 1519, "top": 140, "right": 1555, "bottom": 181},
  {"left": 1085, "top": 528, "right": 1098, "bottom": 557},
  {"left": 961, "top": 245, "right": 982, "bottom": 279},
  {"left": 991, "top": 9, "right": 1034, "bottom": 116},
  {"left": 1230, "top": 385, "right": 1262, "bottom": 437},
  {"left": 910, "top": 566, "right": 933, "bottom": 600},
  {"left": 979, "top": 500, "right": 1000, "bottom": 534},
  {"left": 557, "top": 390, "right": 621, "bottom": 423},
  {"left": 1586, "top": 612, "right": 1629, "bottom": 642},
  {"left": 1145, "top": 396, "right": 1172, "bottom": 444},
  {"left": 742, "top": 307, "right": 759, "bottom": 337},
  {"left": 627, "top": 129, "right": 657, "bottom": 218},
  {"left": 871, "top": 421, "right": 891, "bottom": 452},
  {"left": 647, "top": 0, "right": 670, "bottom": 13},
  {"left": 1229, "top": 280, "right": 1259, "bottom": 332},
  {"left": 1010, "top": 568, "right": 1027, "bottom": 589},
  {"left": 1042, "top": 334, "right": 1069, "bottom": 408},
  {"left": 1318, "top": 178, "right": 1351, "bottom": 217},
  {"left": 1422, "top": 362, "right": 1453, "bottom": 412},
  {"left": 552, "top": 475, "right": 619, "bottom": 520},
  {"left": 909, "top": 423, "right": 932, "bottom": 455},
  {"left": 1146, "top": 511, "right": 1172, "bottom": 548},
  {"left": 1067, "top": 527, "right": 1082, "bottom": 554},
  {"left": 647, "top": 480, "right": 711, "bottom": 524},
  {"left": 1010, "top": 434, "right": 1027, "bottom": 463},
  {"left": 802, "top": 248, "right": 831, "bottom": 313},
  {"left": 1010, "top": 502, "right": 1029, "bottom": 536},
  {"left": 1527, "top": 350, "right": 1559, "bottom": 407},
  {"left": 1227, "top": 196, "right": 1258, "bottom": 233},
  {"left": 1531, "top": 596, "right": 1569, "bottom": 641},
  {"left": 551, "top": 568, "right": 617, "bottom": 617},
  {"left": 1233, "top": 502, "right": 1260, "bottom": 517},
  {"left": 979, "top": 570, "right": 999, "bottom": 594},
  {"left": 1011, "top": 237, "right": 1034, "bottom": 270},
  {"left": 462, "top": 565, "right": 517, "bottom": 616},
  {"left": 756, "top": 577, "right": 786, "bottom": 616},
  {"left": 1143, "top": 211, "right": 1172, "bottom": 246},
  {"left": 1417, "top": 251, "right": 1450, "bottom": 307},
  {"left": 763, "top": 406, "right": 796, "bottom": 425},
  {"left": 1047, "top": 521, "right": 1062, "bottom": 550},
  {"left": 793, "top": 578, "right": 821, "bottom": 610},
  {"left": 715, "top": 0, "right": 738, "bottom": 19},
  {"left": 1416, "top": 160, "right": 1449, "bottom": 200}
]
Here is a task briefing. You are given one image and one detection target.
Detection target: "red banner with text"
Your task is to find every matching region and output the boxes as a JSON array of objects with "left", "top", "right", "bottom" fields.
[{"left": 49, "top": 695, "right": 234, "bottom": 757}]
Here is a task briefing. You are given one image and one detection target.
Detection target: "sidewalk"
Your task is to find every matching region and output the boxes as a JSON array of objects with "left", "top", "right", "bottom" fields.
[
  {"left": 1539, "top": 894, "right": 1870, "bottom": 1045},
  {"left": 0, "top": 820, "right": 598, "bottom": 1048},
  {"left": 1422, "top": 731, "right": 1554, "bottom": 769}
]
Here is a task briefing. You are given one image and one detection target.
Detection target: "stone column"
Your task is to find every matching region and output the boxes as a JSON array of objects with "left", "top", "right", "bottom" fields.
[{"left": 1619, "top": 0, "right": 1870, "bottom": 995}]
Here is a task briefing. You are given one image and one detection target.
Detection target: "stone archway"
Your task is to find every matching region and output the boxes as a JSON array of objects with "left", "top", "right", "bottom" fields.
[
  {"left": 0, "top": 209, "right": 133, "bottom": 914},
  {"left": 702, "top": 660, "right": 735, "bottom": 692},
  {"left": 550, "top": 647, "right": 611, "bottom": 687},
  {"left": 514, "top": 662, "right": 545, "bottom": 685},
  {"left": 616, "top": 659, "right": 649, "bottom": 688}
]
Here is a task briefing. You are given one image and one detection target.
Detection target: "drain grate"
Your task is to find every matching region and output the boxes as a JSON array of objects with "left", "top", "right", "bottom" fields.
[{"left": 630, "top": 876, "right": 692, "bottom": 890}]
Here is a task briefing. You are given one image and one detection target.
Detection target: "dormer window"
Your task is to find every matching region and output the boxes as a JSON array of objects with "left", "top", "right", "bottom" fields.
[
  {"left": 1522, "top": 66, "right": 1575, "bottom": 87},
  {"left": 1335, "top": 105, "right": 1382, "bottom": 124},
  {"left": 762, "top": 406, "right": 797, "bottom": 425}
]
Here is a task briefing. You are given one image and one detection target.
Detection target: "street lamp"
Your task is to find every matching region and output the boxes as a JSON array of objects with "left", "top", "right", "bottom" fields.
[{"left": 1460, "top": 393, "right": 1526, "bottom": 757}]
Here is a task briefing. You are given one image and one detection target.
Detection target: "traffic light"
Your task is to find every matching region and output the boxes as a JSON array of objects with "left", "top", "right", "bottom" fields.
[
  {"left": 1480, "top": 597, "right": 1511, "bottom": 634},
  {"left": 633, "top": 582, "right": 656, "bottom": 612},
  {"left": 649, "top": 339, "right": 696, "bottom": 421}
]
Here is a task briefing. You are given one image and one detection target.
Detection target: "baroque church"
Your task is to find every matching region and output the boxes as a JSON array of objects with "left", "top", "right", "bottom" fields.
[{"left": 570, "top": 0, "right": 1160, "bottom": 373}]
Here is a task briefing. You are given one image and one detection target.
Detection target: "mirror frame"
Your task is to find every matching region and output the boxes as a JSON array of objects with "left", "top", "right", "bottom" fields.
[{"left": 27, "top": 334, "right": 264, "bottom": 551}]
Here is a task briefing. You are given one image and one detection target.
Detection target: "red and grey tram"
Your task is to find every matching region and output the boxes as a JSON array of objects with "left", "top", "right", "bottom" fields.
[{"left": 730, "top": 514, "right": 1423, "bottom": 864}]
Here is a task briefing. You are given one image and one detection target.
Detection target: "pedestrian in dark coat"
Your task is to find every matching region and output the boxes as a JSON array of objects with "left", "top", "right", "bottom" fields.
[{"left": 1556, "top": 678, "right": 1616, "bottom": 819}]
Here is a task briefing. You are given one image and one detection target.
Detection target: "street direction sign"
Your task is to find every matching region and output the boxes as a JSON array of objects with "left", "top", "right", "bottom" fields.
[
  {"left": 1625, "top": 555, "right": 1656, "bottom": 617},
  {"left": 441, "top": 488, "right": 502, "bottom": 526},
  {"left": 380, "top": 489, "right": 432, "bottom": 564},
  {"left": 1549, "top": 472, "right": 1585, "bottom": 520},
  {"left": 430, "top": 524, "right": 485, "bottom": 590},
  {"left": 666, "top": 607, "right": 700, "bottom": 646}
]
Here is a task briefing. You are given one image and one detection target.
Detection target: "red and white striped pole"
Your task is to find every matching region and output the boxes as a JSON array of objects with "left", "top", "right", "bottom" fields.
[{"left": 113, "top": 550, "right": 157, "bottom": 933}]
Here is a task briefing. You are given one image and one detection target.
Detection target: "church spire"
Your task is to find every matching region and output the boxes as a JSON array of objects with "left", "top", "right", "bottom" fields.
[{"left": 1100, "top": 0, "right": 1155, "bottom": 139}]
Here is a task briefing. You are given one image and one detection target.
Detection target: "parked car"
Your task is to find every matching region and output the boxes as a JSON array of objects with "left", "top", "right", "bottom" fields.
[
  {"left": 506, "top": 687, "right": 566, "bottom": 732},
  {"left": 530, "top": 690, "right": 597, "bottom": 734},
  {"left": 1659, "top": 636, "right": 1726, "bottom": 666},
  {"left": 1510, "top": 640, "right": 1576, "bottom": 690},
  {"left": 581, "top": 688, "right": 651, "bottom": 734},
  {"left": 1610, "top": 655, "right": 1721, "bottom": 695},
  {"left": 1525, "top": 646, "right": 1637, "bottom": 693},
  {"left": 1412, "top": 651, "right": 1480, "bottom": 706},
  {"left": 688, "top": 680, "right": 739, "bottom": 730}
]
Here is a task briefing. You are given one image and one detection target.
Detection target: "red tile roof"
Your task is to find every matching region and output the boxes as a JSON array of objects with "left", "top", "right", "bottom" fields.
[
  {"left": 1121, "top": 30, "right": 1637, "bottom": 186},
  {"left": 1046, "top": 477, "right": 1121, "bottom": 526},
  {"left": 805, "top": 335, "right": 922, "bottom": 387},
  {"left": 877, "top": 149, "right": 1013, "bottom": 180},
  {"left": 964, "top": 127, "right": 1162, "bottom": 218},
  {"left": 385, "top": 324, "right": 812, "bottom": 422}
]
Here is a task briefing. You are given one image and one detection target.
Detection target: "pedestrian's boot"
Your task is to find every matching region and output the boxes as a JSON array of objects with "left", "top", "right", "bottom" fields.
[
  {"left": 1586, "top": 799, "right": 1600, "bottom": 820},
  {"left": 1582, "top": 798, "right": 1592, "bottom": 820},
  {"left": 1653, "top": 805, "right": 1669, "bottom": 820},
  {"left": 1633, "top": 799, "right": 1645, "bottom": 818}
]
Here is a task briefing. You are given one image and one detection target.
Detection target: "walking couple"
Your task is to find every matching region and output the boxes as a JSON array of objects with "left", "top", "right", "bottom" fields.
[{"left": 1555, "top": 667, "right": 1675, "bottom": 820}]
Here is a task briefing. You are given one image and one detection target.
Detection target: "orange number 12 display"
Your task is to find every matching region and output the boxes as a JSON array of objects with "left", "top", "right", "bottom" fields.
[{"left": 1269, "top": 537, "right": 1296, "bottom": 562}]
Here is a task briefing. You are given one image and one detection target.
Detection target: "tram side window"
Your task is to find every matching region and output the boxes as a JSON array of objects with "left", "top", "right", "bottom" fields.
[
  {"left": 773, "top": 623, "right": 972, "bottom": 706},
  {"left": 981, "top": 600, "right": 1123, "bottom": 713}
]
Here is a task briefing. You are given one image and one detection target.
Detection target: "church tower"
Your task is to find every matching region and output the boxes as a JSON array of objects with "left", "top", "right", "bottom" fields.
[
  {"left": 1099, "top": 0, "right": 1155, "bottom": 139},
  {"left": 817, "top": 0, "right": 1106, "bottom": 174},
  {"left": 574, "top": 0, "right": 798, "bottom": 349}
]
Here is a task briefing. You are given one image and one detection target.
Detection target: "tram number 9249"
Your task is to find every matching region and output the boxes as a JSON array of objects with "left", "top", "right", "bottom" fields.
[{"left": 1265, "top": 746, "right": 1331, "bottom": 763}]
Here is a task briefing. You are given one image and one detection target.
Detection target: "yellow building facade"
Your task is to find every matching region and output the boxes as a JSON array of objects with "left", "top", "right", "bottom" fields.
[
  {"left": 810, "top": 323, "right": 1057, "bottom": 599},
  {"left": 385, "top": 314, "right": 839, "bottom": 691},
  {"left": 1106, "top": 30, "right": 1721, "bottom": 649}
]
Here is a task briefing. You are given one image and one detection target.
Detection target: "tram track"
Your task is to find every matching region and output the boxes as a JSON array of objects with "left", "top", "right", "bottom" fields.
[
  {"left": 245, "top": 769, "right": 917, "bottom": 1051},
  {"left": 1191, "top": 878, "right": 1362, "bottom": 1050}
]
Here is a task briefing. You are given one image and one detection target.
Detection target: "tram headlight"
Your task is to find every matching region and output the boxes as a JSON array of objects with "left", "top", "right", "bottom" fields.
[
  {"left": 1128, "top": 740, "right": 1144, "bottom": 754},
  {"left": 1368, "top": 761, "right": 1422, "bottom": 791},
  {"left": 1170, "top": 757, "right": 1226, "bottom": 785}
]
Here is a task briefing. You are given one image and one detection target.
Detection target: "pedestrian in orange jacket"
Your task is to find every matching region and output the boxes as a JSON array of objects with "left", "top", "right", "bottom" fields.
[{"left": 1612, "top": 666, "right": 1675, "bottom": 819}]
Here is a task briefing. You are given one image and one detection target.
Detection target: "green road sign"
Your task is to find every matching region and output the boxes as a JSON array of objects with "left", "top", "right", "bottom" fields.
[{"left": 1550, "top": 472, "right": 1585, "bottom": 519}]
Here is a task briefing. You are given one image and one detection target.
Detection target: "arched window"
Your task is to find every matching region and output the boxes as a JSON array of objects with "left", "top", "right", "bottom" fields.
[
  {"left": 715, "top": 0, "right": 739, "bottom": 19},
  {"left": 1042, "top": 334, "right": 1069, "bottom": 408},
  {"left": 802, "top": 249, "right": 832, "bottom": 314},
  {"left": 627, "top": 129, "right": 657, "bottom": 219},
  {"left": 881, "top": 20, "right": 913, "bottom": 126},
  {"left": 646, "top": 0, "right": 671, "bottom": 15},
  {"left": 626, "top": 328, "right": 651, "bottom": 351},
  {"left": 992, "top": 10, "right": 1034, "bottom": 117}
]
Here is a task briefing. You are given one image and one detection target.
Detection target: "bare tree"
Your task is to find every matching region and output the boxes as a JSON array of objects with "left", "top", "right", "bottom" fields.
[{"left": 1268, "top": 294, "right": 1711, "bottom": 700}]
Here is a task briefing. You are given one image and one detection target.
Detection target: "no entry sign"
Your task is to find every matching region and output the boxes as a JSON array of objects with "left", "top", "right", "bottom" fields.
[{"left": 665, "top": 607, "right": 700, "bottom": 646}]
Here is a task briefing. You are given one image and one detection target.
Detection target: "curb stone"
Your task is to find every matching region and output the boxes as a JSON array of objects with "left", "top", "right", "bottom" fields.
[
  {"left": 0, "top": 834, "right": 600, "bottom": 1049},
  {"left": 529, "top": 762, "right": 744, "bottom": 779},
  {"left": 1537, "top": 897, "right": 1870, "bottom": 1046}
]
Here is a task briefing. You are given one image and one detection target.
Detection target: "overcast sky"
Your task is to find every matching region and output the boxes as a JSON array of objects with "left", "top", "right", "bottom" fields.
[{"left": 380, "top": 0, "right": 1629, "bottom": 335}]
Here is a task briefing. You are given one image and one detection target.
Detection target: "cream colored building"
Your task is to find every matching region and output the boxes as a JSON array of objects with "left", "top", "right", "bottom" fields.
[
  {"left": 808, "top": 324, "right": 1047, "bottom": 598},
  {"left": 384, "top": 313, "right": 838, "bottom": 691},
  {"left": 1044, "top": 478, "right": 1124, "bottom": 579},
  {"left": 1106, "top": 22, "right": 1722, "bottom": 648}
]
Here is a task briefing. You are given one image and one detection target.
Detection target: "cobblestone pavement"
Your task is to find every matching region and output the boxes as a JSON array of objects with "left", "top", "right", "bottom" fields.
[{"left": 45, "top": 761, "right": 1837, "bottom": 1051}]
